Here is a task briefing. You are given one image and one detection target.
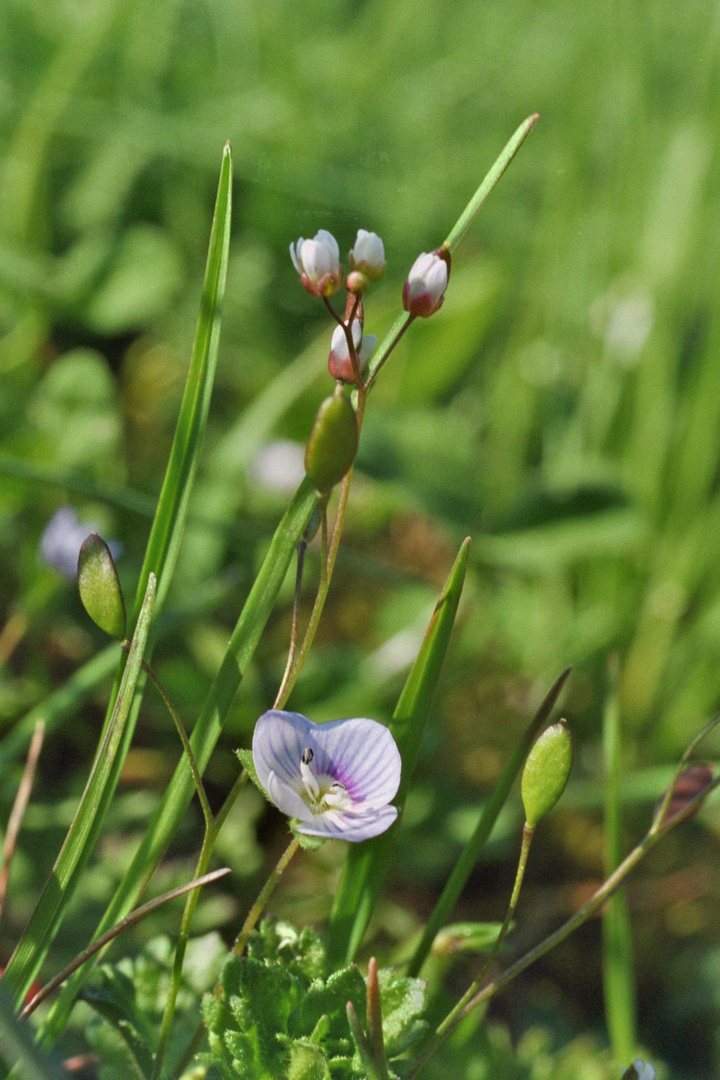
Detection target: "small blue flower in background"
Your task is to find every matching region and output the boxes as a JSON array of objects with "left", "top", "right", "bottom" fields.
[
  {"left": 252, "top": 710, "right": 401, "bottom": 842},
  {"left": 40, "top": 507, "right": 121, "bottom": 581},
  {"left": 621, "top": 1060, "right": 656, "bottom": 1080}
]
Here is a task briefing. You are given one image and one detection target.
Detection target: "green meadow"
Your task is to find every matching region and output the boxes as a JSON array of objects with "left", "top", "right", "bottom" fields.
[{"left": 1, "top": 1, "right": 720, "bottom": 1076}]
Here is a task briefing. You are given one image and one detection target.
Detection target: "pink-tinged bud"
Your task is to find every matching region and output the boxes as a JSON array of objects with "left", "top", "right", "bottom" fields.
[
  {"left": 346, "top": 270, "right": 369, "bottom": 295},
  {"left": 328, "top": 319, "right": 377, "bottom": 383},
  {"left": 348, "top": 230, "right": 386, "bottom": 282},
  {"left": 402, "top": 248, "right": 450, "bottom": 317},
  {"left": 290, "top": 229, "right": 343, "bottom": 297}
]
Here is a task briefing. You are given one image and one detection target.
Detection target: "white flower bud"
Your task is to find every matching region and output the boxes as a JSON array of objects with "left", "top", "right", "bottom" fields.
[
  {"left": 328, "top": 319, "right": 377, "bottom": 383},
  {"left": 402, "top": 249, "right": 450, "bottom": 317},
  {"left": 290, "top": 229, "right": 343, "bottom": 297},
  {"left": 348, "top": 230, "right": 386, "bottom": 282}
]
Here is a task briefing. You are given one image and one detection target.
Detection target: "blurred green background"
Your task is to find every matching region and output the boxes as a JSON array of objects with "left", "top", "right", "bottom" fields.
[{"left": 2, "top": 0, "right": 720, "bottom": 1075}]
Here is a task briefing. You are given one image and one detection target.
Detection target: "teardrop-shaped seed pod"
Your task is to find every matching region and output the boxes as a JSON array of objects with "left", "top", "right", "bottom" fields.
[
  {"left": 304, "top": 391, "right": 358, "bottom": 494},
  {"left": 78, "top": 532, "right": 127, "bottom": 640},
  {"left": 521, "top": 720, "right": 573, "bottom": 826}
]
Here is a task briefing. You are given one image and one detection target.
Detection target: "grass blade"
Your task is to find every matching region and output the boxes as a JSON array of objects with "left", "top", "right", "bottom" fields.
[
  {"left": 42, "top": 479, "right": 317, "bottom": 1040},
  {"left": 602, "top": 663, "right": 637, "bottom": 1062},
  {"left": 12, "top": 144, "right": 232, "bottom": 1015},
  {"left": 132, "top": 140, "right": 233, "bottom": 618},
  {"left": 4, "top": 574, "right": 156, "bottom": 1002},
  {"left": 406, "top": 666, "right": 572, "bottom": 977},
  {"left": 326, "top": 538, "right": 470, "bottom": 967}
]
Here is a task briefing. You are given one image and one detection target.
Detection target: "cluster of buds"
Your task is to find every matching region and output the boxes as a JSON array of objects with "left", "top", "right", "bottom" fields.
[{"left": 290, "top": 226, "right": 451, "bottom": 493}]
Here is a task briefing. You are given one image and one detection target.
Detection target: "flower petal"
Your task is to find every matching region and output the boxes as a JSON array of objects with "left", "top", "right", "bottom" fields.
[
  {"left": 311, "top": 717, "right": 401, "bottom": 807},
  {"left": 267, "top": 771, "right": 314, "bottom": 823},
  {"left": 296, "top": 804, "right": 398, "bottom": 842},
  {"left": 252, "top": 709, "right": 314, "bottom": 792}
]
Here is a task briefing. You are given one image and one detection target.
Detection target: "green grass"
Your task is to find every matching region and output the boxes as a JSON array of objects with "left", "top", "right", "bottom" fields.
[{"left": 2, "top": 0, "right": 720, "bottom": 1074}]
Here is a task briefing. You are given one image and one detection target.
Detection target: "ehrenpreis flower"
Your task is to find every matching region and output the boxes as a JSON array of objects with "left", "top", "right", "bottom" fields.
[{"left": 252, "top": 710, "right": 401, "bottom": 842}]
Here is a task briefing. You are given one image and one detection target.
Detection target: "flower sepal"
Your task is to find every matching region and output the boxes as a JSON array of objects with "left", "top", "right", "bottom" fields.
[
  {"left": 235, "top": 747, "right": 266, "bottom": 799},
  {"left": 288, "top": 821, "right": 326, "bottom": 851}
]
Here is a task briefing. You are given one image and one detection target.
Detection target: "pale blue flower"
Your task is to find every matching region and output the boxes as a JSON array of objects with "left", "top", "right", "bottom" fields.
[{"left": 252, "top": 710, "right": 401, "bottom": 841}]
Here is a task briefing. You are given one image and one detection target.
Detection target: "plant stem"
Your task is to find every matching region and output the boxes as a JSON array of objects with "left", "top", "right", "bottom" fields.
[
  {"left": 408, "top": 776, "right": 720, "bottom": 1079},
  {"left": 0, "top": 721, "right": 44, "bottom": 929},
  {"left": 431, "top": 824, "right": 535, "bottom": 1057},
  {"left": 231, "top": 836, "right": 301, "bottom": 959},
  {"left": 132, "top": 654, "right": 212, "bottom": 828},
  {"left": 152, "top": 770, "right": 248, "bottom": 1079},
  {"left": 273, "top": 536, "right": 308, "bottom": 709},
  {"left": 20, "top": 867, "right": 231, "bottom": 1021}
]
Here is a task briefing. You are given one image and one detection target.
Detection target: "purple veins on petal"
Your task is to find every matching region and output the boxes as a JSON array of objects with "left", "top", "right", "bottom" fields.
[{"left": 251, "top": 709, "right": 401, "bottom": 842}]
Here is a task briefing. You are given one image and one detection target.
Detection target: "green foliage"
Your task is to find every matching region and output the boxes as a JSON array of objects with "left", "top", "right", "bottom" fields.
[
  {"left": 82, "top": 933, "right": 226, "bottom": 1080},
  {"left": 203, "top": 920, "right": 427, "bottom": 1080},
  {"left": 305, "top": 393, "right": 359, "bottom": 495},
  {"left": 77, "top": 533, "right": 126, "bottom": 640},
  {"left": 521, "top": 721, "right": 574, "bottom": 826}
]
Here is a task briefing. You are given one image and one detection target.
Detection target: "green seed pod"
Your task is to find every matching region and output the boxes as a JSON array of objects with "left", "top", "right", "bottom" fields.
[
  {"left": 78, "top": 532, "right": 127, "bottom": 640},
  {"left": 521, "top": 720, "right": 573, "bottom": 826},
  {"left": 304, "top": 390, "right": 358, "bottom": 494}
]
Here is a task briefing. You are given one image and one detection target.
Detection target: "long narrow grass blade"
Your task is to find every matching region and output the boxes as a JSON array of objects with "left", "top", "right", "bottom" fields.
[
  {"left": 444, "top": 114, "right": 539, "bottom": 254},
  {"left": 42, "top": 479, "right": 317, "bottom": 1040},
  {"left": 602, "top": 664, "right": 637, "bottom": 1062},
  {"left": 132, "top": 142, "right": 232, "bottom": 617},
  {"left": 406, "top": 666, "right": 571, "bottom": 977},
  {"left": 4, "top": 574, "right": 157, "bottom": 1002},
  {"left": 19, "top": 145, "right": 232, "bottom": 1018},
  {"left": 327, "top": 539, "right": 470, "bottom": 967}
]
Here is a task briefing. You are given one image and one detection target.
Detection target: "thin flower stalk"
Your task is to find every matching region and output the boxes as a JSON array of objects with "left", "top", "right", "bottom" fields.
[
  {"left": 232, "top": 837, "right": 301, "bottom": 959},
  {"left": 152, "top": 769, "right": 249, "bottom": 1080},
  {"left": 408, "top": 774, "right": 720, "bottom": 1078}
]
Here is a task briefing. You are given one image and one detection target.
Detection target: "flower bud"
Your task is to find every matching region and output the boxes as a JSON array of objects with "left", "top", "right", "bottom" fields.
[
  {"left": 402, "top": 249, "right": 450, "bottom": 317},
  {"left": 77, "top": 532, "right": 127, "bottom": 640},
  {"left": 346, "top": 270, "right": 369, "bottom": 295},
  {"left": 327, "top": 320, "right": 377, "bottom": 384},
  {"left": 290, "top": 229, "right": 343, "bottom": 297},
  {"left": 304, "top": 389, "right": 359, "bottom": 494},
  {"left": 348, "top": 230, "right": 386, "bottom": 282},
  {"left": 521, "top": 720, "right": 573, "bottom": 826}
]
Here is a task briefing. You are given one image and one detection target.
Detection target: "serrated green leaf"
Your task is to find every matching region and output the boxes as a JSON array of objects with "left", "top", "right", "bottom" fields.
[
  {"left": 290, "top": 967, "right": 366, "bottom": 1046},
  {"left": 377, "top": 968, "right": 428, "bottom": 1058},
  {"left": 287, "top": 1041, "right": 331, "bottom": 1080},
  {"left": 78, "top": 532, "right": 126, "bottom": 639},
  {"left": 327, "top": 538, "right": 470, "bottom": 966}
]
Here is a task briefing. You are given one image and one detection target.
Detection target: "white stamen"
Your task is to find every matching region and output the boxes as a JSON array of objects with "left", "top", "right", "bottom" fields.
[{"left": 299, "top": 747, "right": 320, "bottom": 800}]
